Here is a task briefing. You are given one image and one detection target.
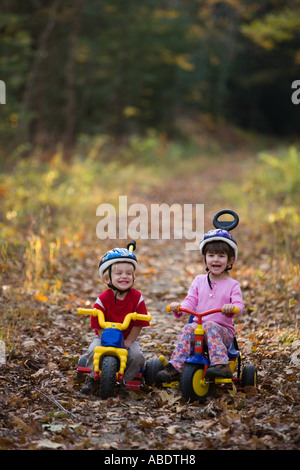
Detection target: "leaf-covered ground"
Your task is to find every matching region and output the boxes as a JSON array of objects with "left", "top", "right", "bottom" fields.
[{"left": 1, "top": 152, "right": 299, "bottom": 452}]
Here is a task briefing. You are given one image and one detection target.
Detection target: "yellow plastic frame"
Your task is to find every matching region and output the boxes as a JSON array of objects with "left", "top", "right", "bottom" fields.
[
  {"left": 78, "top": 307, "right": 151, "bottom": 378},
  {"left": 93, "top": 346, "right": 128, "bottom": 376}
]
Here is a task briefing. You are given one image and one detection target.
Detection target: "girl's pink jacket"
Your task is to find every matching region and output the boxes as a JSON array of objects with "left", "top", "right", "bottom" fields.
[{"left": 179, "top": 274, "right": 244, "bottom": 335}]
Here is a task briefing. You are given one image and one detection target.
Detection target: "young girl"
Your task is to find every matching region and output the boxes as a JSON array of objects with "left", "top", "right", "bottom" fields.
[
  {"left": 80, "top": 247, "right": 150, "bottom": 394},
  {"left": 156, "top": 229, "right": 244, "bottom": 383}
]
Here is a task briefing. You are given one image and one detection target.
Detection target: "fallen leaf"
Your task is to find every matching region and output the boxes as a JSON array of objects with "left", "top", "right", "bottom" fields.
[
  {"left": 12, "top": 416, "right": 35, "bottom": 434},
  {"left": 167, "top": 425, "right": 179, "bottom": 435},
  {"left": 35, "top": 293, "right": 48, "bottom": 302},
  {"left": 36, "top": 439, "right": 64, "bottom": 449}
]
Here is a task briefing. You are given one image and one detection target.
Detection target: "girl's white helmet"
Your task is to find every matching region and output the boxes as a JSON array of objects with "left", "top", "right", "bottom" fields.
[{"left": 199, "top": 229, "right": 238, "bottom": 262}]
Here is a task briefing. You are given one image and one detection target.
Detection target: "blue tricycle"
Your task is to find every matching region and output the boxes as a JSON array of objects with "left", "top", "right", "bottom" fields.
[
  {"left": 144, "top": 305, "right": 257, "bottom": 402},
  {"left": 77, "top": 308, "right": 151, "bottom": 399}
]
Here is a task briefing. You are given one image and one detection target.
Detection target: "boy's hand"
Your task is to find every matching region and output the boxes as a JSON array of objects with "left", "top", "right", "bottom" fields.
[
  {"left": 124, "top": 326, "right": 142, "bottom": 349},
  {"left": 222, "top": 304, "right": 236, "bottom": 316}
]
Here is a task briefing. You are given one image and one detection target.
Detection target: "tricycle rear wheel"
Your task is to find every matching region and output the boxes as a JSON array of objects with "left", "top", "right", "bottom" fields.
[
  {"left": 180, "top": 364, "right": 214, "bottom": 402},
  {"left": 143, "top": 357, "right": 164, "bottom": 385},
  {"left": 99, "top": 355, "right": 118, "bottom": 399},
  {"left": 77, "top": 354, "right": 87, "bottom": 380},
  {"left": 241, "top": 364, "right": 257, "bottom": 388}
]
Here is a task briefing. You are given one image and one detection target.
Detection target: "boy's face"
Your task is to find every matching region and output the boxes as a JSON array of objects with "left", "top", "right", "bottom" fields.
[
  {"left": 203, "top": 251, "right": 234, "bottom": 276},
  {"left": 104, "top": 262, "right": 134, "bottom": 291}
]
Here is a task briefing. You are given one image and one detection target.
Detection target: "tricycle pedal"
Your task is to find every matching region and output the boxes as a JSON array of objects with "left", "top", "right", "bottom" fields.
[
  {"left": 126, "top": 380, "right": 142, "bottom": 390},
  {"left": 215, "top": 378, "right": 233, "bottom": 384},
  {"left": 162, "top": 381, "right": 180, "bottom": 389},
  {"left": 77, "top": 366, "right": 92, "bottom": 374}
]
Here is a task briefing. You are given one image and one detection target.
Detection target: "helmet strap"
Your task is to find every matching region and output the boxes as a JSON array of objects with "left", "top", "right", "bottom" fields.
[{"left": 207, "top": 271, "right": 213, "bottom": 290}]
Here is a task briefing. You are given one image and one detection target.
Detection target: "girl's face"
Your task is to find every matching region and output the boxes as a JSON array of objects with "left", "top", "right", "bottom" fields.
[
  {"left": 105, "top": 262, "right": 134, "bottom": 290},
  {"left": 204, "top": 251, "right": 234, "bottom": 277}
]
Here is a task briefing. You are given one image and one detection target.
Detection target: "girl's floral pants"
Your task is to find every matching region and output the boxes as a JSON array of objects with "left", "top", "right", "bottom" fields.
[{"left": 170, "top": 321, "right": 234, "bottom": 372}]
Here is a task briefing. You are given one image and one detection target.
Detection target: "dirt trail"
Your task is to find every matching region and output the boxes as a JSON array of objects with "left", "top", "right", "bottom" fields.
[{"left": 1, "top": 154, "right": 299, "bottom": 451}]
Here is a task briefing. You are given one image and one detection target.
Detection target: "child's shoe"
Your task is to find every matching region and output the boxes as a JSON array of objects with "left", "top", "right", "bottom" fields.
[
  {"left": 80, "top": 376, "right": 98, "bottom": 394},
  {"left": 155, "top": 363, "right": 180, "bottom": 384},
  {"left": 205, "top": 363, "right": 233, "bottom": 379}
]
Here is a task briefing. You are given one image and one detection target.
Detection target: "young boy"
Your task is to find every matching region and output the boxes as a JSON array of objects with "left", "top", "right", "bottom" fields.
[{"left": 81, "top": 246, "right": 150, "bottom": 394}]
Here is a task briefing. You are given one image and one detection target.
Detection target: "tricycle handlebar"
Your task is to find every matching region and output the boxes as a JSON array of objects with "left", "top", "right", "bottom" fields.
[
  {"left": 166, "top": 305, "right": 240, "bottom": 317},
  {"left": 78, "top": 308, "right": 151, "bottom": 330}
]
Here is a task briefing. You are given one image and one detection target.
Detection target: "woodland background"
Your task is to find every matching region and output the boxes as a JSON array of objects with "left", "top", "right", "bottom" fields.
[
  {"left": 0, "top": 0, "right": 299, "bottom": 451},
  {"left": 1, "top": 0, "right": 300, "bottom": 151}
]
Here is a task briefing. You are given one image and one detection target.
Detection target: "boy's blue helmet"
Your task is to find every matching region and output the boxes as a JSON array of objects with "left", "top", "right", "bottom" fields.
[
  {"left": 199, "top": 229, "right": 238, "bottom": 261},
  {"left": 99, "top": 248, "right": 138, "bottom": 279}
]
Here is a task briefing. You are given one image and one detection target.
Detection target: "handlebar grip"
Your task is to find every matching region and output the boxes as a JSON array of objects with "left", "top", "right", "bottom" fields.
[
  {"left": 127, "top": 241, "right": 136, "bottom": 252},
  {"left": 78, "top": 308, "right": 90, "bottom": 315},
  {"left": 166, "top": 305, "right": 181, "bottom": 313},
  {"left": 134, "top": 313, "right": 152, "bottom": 322},
  {"left": 213, "top": 209, "right": 239, "bottom": 232},
  {"left": 78, "top": 308, "right": 98, "bottom": 316},
  {"left": 221, "top": 307, "right": 240, "bottom": 315}
]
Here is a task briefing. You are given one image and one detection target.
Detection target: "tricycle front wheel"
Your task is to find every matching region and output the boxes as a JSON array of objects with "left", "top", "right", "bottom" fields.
[
  {"left": 180, "top": 364, "right": 214, "bottom": 402},
  {"left": 99, "top": 355, "right": 118, "bottom": 399}
]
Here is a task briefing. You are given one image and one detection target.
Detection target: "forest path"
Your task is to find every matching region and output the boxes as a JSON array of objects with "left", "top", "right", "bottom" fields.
[{"left": 1, "top": 151, "right": 299, "bottom": 451}]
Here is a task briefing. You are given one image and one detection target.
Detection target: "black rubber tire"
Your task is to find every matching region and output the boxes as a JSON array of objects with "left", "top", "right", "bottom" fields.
[
  {"left": 143, "top": 357, "right": 164, "bottom": 386},
  {"left": 180, "top": 363, "right": 214, "bottom": 402},
  {"left": 99, "top": 356, "right": 118, "bottom": 399},
  {"left": 241, "top": 364, "right": 257, "bottom": 387},
  {"left": 77, "top": 355, "right": 87, "bottom": 379}
]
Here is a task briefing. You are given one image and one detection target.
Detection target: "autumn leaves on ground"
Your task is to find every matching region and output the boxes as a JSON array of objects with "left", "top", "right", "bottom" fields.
[{"left": 0, "top": 127, "right": 299, "bottom": 450}]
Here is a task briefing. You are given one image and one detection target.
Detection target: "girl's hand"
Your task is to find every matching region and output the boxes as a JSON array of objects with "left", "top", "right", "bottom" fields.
[
  {"left": 169, "top": 302, "right": 182, "bottom": 318},
  {"left": 169, "top": 302, "right": 180, "bottom": 311},
  {"left": 222, "top": 304, "right": 236, "bottom": 316}
]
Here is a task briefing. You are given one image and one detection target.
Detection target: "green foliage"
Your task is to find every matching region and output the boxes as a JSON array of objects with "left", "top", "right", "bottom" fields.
[
  {"left": 241, "top": 6, "right": 300, "bottom": 50},
  {"left": 220, "top": 146, "right": 300, "bottom": 260},
  {"left": 0, "top": 147, "right": 147, "bottom": 240},
  {"left": 115, "top": 129, "right": 199, "bottom": 166},
  {"left": 1, "top": 0, "right": 300, "bottom": 154},
  {"left": 254, "top": 147, "right": 300, "bottom": 257},
  {"left": 0, "top": 133, "right": 200, "bottom": 291},
  {"left": 257, "top": 147, "right": 300, "bottom": 204}
]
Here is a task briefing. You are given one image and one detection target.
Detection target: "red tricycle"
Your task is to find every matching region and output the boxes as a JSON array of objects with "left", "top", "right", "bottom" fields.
[{"left": 144, "top": 305, "right": 257, "bottom": 402}]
